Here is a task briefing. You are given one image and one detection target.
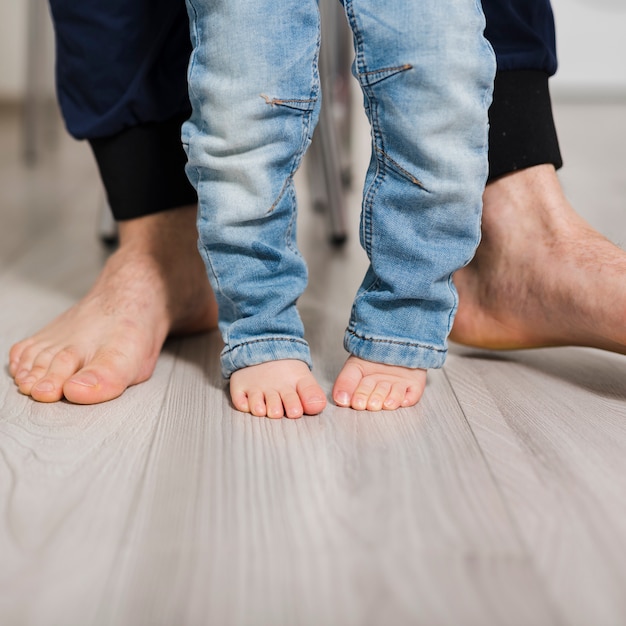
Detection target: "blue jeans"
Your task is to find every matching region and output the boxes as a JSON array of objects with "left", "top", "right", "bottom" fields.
[{"left": 183, "top": 0, "right": 495, "bottom": 379}]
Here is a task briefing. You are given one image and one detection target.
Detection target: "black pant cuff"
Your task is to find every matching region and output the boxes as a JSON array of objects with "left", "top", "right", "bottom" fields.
[
  {"left": 488, "top": 70, "right": 563, "bottom": 182},
  {"left": 89, "top": 112, "right": 197, "bottom": 221}
]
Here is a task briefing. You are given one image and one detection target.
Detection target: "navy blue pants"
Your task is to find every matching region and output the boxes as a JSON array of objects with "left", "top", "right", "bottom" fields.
[{"left": 48, "top": 0, "right": 562, "bottom": 220}]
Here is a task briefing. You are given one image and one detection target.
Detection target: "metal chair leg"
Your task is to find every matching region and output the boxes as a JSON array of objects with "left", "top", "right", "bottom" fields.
[
  {"left": 97, "top": 197, "right": 119, "bottom": 247},
  {"left": 23, "top": 0, "right": 57, "bottom": 165},
  {"left": 307, "top": 0, "right": 352, "bottom": 246}
]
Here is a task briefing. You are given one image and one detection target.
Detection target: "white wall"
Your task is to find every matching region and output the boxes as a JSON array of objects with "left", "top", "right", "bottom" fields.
[
  {"left": 1, "top": 0, "right": 625, "bottom": 100},
  {"left": 551, "top": 0, "right": 626, "bottom": 97},
  {"left": 0, "top": 1, "right": 28, "bottom": 99}
]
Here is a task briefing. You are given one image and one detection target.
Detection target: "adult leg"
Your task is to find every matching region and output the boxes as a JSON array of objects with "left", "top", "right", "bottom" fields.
[
  {"left": 9, "top": 0, "right": 217, "bottom": 404},
  {"left": 452, "top": 0, "right": 626, "bottom": 355},
  {"left": 452, "top": 162, "right": 626, "bottom": 353},
  {"left": 332, "top": 0, "right": 495, "bottom": 410}
]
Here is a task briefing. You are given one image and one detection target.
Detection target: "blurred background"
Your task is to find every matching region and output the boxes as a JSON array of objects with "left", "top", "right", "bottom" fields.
[
  {"left": 550, "top": 0, "right": 626, "bottom": 98},
  {"left": 0, "top": 0, "right": 623, "bottom": 244},
  {"left": 1, "top": 0, "right": 626, "bottom": 107}
]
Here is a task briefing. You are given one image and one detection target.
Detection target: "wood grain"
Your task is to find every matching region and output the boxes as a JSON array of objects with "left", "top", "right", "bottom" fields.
[{"left": 1, "top": 102, "right": 625, "bottom": 626}]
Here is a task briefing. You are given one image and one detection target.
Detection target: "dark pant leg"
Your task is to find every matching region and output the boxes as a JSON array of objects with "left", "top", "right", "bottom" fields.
[
  {"left": 49, "top": 0, "right": 196, "bottom": 219},
  {"left": 482, "top": 0, "right": 563, "bottom": 180}
]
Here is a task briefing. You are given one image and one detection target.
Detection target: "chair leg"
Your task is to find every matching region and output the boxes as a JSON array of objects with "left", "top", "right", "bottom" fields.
[
  {"left": 317, "top": 86, "right": 348, "bottom": 246},
  {"left": 23, "top": 0, "right": 45, "bottom": 164},
  {"left": 98, "top": 197, "right": 119, "bottom": 247},
  {"left": 23, "top": 0, "right": 57, "bottom": 165},
  {"left": 309, "top": 0, "right": 351, "bottom": 246}
]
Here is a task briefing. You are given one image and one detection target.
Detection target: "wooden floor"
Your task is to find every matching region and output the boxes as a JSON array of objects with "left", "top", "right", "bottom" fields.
[{"left": 1, "top": 99, "right": 626, "bottom": 626}]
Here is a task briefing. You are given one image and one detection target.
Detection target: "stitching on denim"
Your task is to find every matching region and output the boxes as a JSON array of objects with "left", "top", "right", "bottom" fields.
[
  {"left": 198, "top": 239, "right": 236, "bottom": 349},
  {"left": 346, "top": 328, "right": 446, "bottom": 353},
  {"left": 222, "top": 336, "right": 309, "bottom": 357},
  {"left": 285, "top": 184, "right": 303, "bottom": 257},
  {"left": 344, "top": 0, "right": 380, "bottom": 259},
  {"left": 260, "top": 94, "right": 318, "bottom": 109},
  {"left": 358, "top": 64, "right": 413, "bottom": 87},
  {"left": 374, "top": 146, "right": 427, "bottom": 189},
  {"left": 360, "top": 64, "right": 413, "bottom": 78},
  {"left": 199, "top": 233, "right": 234, "bottom": 296},
  {"left": 446, "top": 274, "right": 459, "bottom": 335},
  {"left": 266, "top": 22, "right": 321, "bottom": 216}
]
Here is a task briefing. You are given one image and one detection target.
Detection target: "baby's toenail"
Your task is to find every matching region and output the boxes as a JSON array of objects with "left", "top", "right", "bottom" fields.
[
  {"left": 334, "top": 391, "right": 350, "bottom": 406},
  {"left": 16, "top": 369, "right": 30, "bottom": 381},
  {"left": 68, "top": 373, "right": 98, "bottom": 388},
  {"left": 33, "top": 381, "right": 55, "bottom": 393}
]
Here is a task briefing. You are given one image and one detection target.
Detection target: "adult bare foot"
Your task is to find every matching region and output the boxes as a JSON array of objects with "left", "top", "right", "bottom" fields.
[
  {"left": 452, "top": 164, "right": 626, "bottom": 354},
  {"left": 333, "top": 355, "right": 426, "bottom": 411},
  {"left": 9, "top": 206, "right": 217, "bottom": 404},
  {"left": 229, "top": 359, "right": 327, "bottom": 419}
]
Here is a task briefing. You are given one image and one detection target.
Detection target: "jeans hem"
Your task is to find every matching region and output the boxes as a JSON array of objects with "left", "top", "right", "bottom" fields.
[
  {"left": 344, "top": 329, "right": 447, "bottom": 370},
  {"left": 221, "top": 337, "right": 313, "bottom": 379}
]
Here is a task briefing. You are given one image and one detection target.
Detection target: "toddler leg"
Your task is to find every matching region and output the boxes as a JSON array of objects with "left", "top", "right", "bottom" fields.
[
  {"left": 183, "top": 0, "right": 326, "bottom": 417},
  {"left": 333, "top": 0, "right": 495, "bottom": 410}
]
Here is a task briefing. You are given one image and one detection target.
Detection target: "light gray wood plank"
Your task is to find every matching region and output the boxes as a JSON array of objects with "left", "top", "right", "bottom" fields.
[
  {"left": 2, "top": 101, "right": 624, "bottom": 626},
  {"left": 445, "top": 348, "right": 626, "bottom": 626},
  {"left": 0, "top": 345, "right": 179, "bottom": 626},
  {"left": 88, "top": 335, "right": 555, "bottom": 626}
]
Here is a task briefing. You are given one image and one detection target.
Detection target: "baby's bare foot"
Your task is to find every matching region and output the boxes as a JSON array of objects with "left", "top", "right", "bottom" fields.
[
  {"left": 9, "top": 206, "right": 217, "bottom": 404},
  {"left": 332, "top": 355, "right": 426, "bottom": 411},
  {"left": 229, "top": 360, "right": 327, "bottom": 419}
]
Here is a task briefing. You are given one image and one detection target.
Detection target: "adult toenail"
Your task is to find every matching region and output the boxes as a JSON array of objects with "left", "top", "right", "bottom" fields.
[
  {"left": 33, "top": 381, "right": 55, "bottom": 393},
  {"left": 68, "top": 373, "right": 98, "bottom": 388},
  {"left": 334, "top": 391, "right": 350, "bottom": 406}
]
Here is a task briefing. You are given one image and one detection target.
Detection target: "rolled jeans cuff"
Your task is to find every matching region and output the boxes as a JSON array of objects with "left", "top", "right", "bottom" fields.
[
  {"left": 89, "top": 112, "right": 197, "bottom": 221},
  {"left": 488, "top": 70, "right": 563, "bottom": 181},
  {"left": 220, "top": 337, "right": 313, "bottom": 379},
  {"left": 344, "top": 330, "right": 447, "bottom": 371}
]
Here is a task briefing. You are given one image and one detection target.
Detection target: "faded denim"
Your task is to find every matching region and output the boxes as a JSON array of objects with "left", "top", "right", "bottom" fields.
[{"left": 183, "top": 0, "right": 495, "bottom": 378}]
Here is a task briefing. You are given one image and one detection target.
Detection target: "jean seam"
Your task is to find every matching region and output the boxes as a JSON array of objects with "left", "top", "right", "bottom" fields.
[
  {"left": 285, "top": 185, "right": 300, "bottom": 256},
  {"left": 222, "top": 336, "right": 310, "bottom": 357},
  {"left": 260, "top": 94, "right": 318, "bottom": 109},
  {"left": 360, "top": 64, "right": 412, "bottom": 79},
  {"left": 186, "top": 1, "right": 199, "bottom": 116},
  {"left": 345, "top": 328, "right": 446, "bottom": 354},
  {"left": 374, "top": 146, "right": 427, "bottom": 189},
  {"left": 344, "top": 0, "right": 386, "bottom": 324},
  {"left": 358, "top": 64, "right": 413, "bottom": 88},
  {"left": 267, "top": 21, "right": 321, "bottom": 217},
  {"left": 345, "top": 0, "right": 380, "bottom": 260},
  {"left": 198, "top": 239, "right": 237, "bottom": 348}
]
